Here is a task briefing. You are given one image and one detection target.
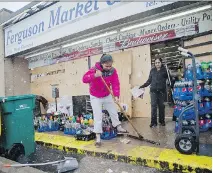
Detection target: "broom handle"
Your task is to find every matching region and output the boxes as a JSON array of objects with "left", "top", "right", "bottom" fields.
[{"left": 100, "top": 76, "right": 142, "bottom": 136}]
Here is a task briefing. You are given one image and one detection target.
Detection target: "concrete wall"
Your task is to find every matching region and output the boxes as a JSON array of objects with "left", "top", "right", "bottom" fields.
[
  {"left": 0, "top": 9, "right": 13, "bottom": 96},
  {"left": 0, "top": 8, "right": 13, "bottom": 24},
  {"left": 4, "top": 57, "right": 31, "bottom": 96},
  {"left": 0, "top": 26, "right": 5, "bottom": 96},
  {"left": 0, "top": 11, "right": 31, "bottom": 97}
]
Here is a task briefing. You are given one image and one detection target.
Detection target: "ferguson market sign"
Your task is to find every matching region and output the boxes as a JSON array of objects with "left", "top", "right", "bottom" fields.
[
  {"left": 28, "top": 9, "right": 212, "bottom": 69},
  {"left": 4, "top": 1, "right": 175, "bottom": 57}
]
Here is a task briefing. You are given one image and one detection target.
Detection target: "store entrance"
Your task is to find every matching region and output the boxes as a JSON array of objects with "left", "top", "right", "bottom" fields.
[{"left": 150, "top": 38, "right": 183, "bottom": 105}]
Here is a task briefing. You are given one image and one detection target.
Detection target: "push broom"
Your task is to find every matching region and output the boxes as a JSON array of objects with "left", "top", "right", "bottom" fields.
[{"left": 100, "top": 76, "right": 160, "bottom": 145}]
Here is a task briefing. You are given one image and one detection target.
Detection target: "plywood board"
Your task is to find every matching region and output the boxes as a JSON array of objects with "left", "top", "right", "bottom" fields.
[
  {"left": 111, "top": 51, "right": 132, "bottom": 117},
  {"left": 184, "top": 34, "right": 212, "bottom": 66},
  {"left": 31, "top": 62, "right": 67, "bottom": 102},
  {"left": 188, "top": 44, "right": 212, "bottom": 55},
  {"left": 90, "top": 54, "right": 101, "bottom": 67},
  {"left": 31, "top": 82, "right": 53, "bottom": 102},
  {"left": 127, "top": 45, "right": 152, "bottom": 118},
  {"left": 184, "top": 34, "right": 212, "bottom": 46},
  {"left": 31, "top": 63, "right": 65, "bottom": 74},
  {"left": 185, "top": 55, "right": 212, "bottom": 66},
  {"left": 64, "top": 58, "right": 89, "bottom": 96},
  {"left": 31, "top": 58, "right": 89, "bottom": 103}
]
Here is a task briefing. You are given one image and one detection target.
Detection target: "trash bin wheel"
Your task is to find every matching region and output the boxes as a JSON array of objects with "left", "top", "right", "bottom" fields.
[
  {"left": 175, "top": 135, "right": 196, "bottom": 155},
  {"left": 8, "top": 144, "right": 25, "bottom": 161}
]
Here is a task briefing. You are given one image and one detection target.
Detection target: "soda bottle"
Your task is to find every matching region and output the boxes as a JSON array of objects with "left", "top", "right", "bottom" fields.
[
  {"left": 84, "top": 119, "right": 89, "bottom": 125},
  {"left": 201, "top": 62, "right": 208, "bottom": 72},
  {"left": 88, "top": 118, "right": 94, "bottom": 127},
  {"left": 76, "top": 116, "right": 81, "bottom": 123}
]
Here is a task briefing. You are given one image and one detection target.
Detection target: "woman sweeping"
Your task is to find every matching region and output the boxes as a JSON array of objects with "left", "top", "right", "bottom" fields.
[
  {"left": 140, "top": 58, "right": 169, "bottom": 128},
  {"left": 82, "top": 54, "right": 127, "bottom": 147}
]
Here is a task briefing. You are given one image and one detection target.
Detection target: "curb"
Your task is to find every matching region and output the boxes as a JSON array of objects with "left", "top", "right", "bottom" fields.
[{"left": 35, "top": 132, "right": 212, "bottom": 173}]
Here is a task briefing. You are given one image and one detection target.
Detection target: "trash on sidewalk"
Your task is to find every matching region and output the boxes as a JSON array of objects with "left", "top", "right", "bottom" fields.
[
  {"left": 56, "top": 157, "right": 78, "bottom": 173},
  {"left": 120, "top": 138, "right": 131, "bottom": 144},
  {"left": 3, "top": 157, "right": 78, "bottom": 173},
  {"left": 105, "top": 168, "right": 113, "bottom": 173}
]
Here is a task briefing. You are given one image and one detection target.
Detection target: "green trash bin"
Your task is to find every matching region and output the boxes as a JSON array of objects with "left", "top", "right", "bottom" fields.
[{"left": 0, "top": 94, "right": 36, "bottom": 160}]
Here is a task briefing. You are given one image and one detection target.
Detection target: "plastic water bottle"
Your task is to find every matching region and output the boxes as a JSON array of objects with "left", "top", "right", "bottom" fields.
[
  {"left": 208, "top": 61, "right": 212, "bottom": 72},
  {"left": 196, "top": 63, "right": 203, "bottom": 79},
  {"left": 204, "top": 97, "right": 212, "bottom": 113},
  {"left": 48, "top": 119, "right": 53, "bottom": 130},
  {"left": 185, "top": 64, "right": 193, "bottom": 81}
]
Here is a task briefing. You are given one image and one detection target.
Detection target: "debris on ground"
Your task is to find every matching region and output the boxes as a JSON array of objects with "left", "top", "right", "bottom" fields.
[{"left": 120, "top": 138, "right": 131, "bottom": 144}]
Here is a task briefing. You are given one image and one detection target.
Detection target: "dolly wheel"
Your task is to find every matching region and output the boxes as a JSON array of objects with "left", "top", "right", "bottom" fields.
[
  {"left": 182, "top": 127, "right": 195, "bottom": 135},
  {"left": 175, "top": 135, "right": 196, "bottom": 155}
]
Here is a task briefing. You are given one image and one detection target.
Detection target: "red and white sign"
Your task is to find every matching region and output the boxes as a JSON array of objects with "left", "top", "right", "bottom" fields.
[
  {"left": 115, "top": 30, "right": 176, "bottom": 49},
  {"left": 28, "top": 9, "right": 211, "bottom": 69},
  {"left": 51, "top": 47, "right": 103, "bottom": 65},
  {"left": 103, "top": 24, "right": 198, "bottom": 52}
]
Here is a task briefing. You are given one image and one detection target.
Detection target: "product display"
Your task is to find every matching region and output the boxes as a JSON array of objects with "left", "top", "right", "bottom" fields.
[{"left": 173, "top": 61, "right": 212, "bottom": 132}]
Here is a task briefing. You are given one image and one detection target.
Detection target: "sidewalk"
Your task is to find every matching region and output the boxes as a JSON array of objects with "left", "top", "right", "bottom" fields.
[
  {"left": 35, "top": 118, "right": 212, "bottom": 173},
  {"left": 0, "top": 157, "right": 46, "bottom": 173}
]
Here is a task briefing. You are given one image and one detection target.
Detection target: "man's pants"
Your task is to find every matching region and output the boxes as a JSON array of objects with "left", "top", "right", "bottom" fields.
[
  {"left": 90, "top": 95, "right": 121, "bottom": 133},
  {"left": 150, "top": 91, "right": 165, "bottom": 125}
]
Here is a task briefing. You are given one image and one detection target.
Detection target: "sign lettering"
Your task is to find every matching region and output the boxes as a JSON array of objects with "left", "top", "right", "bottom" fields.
[
  {"left": 5, "top": 1, "right": 174, "bottom": 56},
  {"left": 28, "top": 9, "right": 211, "bottom": 69}
]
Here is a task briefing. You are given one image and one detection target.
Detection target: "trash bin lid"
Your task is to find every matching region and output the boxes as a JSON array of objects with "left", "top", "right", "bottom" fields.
[{"left": 0, "top": 94, "right": 35, "bottom": 102}]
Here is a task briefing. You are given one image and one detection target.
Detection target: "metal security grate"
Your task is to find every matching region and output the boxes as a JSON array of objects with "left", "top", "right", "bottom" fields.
[{"left": 151, "top": 38, "right": 183, "bottom": 71}]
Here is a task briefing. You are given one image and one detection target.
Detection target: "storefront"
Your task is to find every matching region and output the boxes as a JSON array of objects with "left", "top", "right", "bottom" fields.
[{"left": 1, "top": 1, "right": 212, "bottom": 118}]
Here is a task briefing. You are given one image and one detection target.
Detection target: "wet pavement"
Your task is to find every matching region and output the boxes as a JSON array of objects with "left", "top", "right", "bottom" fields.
[
  {"left": 74, "top": 156, "right": 171, "bottom": 173},
  {"left": 27, "top": 145, "right": 83, "bottom": 173},
  {"left": 10, "top": 117, "right": 210, "bottom": 172},
  {"left": 34, "top": 116, "right": 212, "bottom": 173},
  {"left": 23, "top": 145, "right": 171, "bottom": 173},
  {"left": 122, "top": 117, "right": 212, "bottom": 152}
]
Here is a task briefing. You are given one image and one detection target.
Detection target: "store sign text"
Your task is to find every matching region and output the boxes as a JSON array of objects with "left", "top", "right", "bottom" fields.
[
  {"left": 5, "top": 1, "right": 174, "bottom": 56},
  {"left": 28, "top": 9, "right": 212, "bottom": 69},
  {"left": 31, "top": 69, "right": 65, "bottom": 82},
  {"left": 116, "top": 30, "right": 176, "bottom": 49}
]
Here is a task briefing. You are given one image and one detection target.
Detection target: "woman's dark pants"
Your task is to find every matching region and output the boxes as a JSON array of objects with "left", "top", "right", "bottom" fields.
[{"left": 150, "top": 91, "right": 165, "bottom": 125}]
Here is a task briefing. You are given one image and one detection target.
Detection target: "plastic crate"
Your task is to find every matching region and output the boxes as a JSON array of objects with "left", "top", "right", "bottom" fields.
[
  {"left": 178, "top": 95, "right": 193, "bottom": 101},
  {"left": 198, "top": 102, "right": 206, "bottom": 115},
  {"left": 201, "top": 89, "right": 212, "bottom": 97},
  {"left": 199, "top": 122, "right": 210, "bottom": 132},
  {"left": 173, "top": 87, "right": 193, "bottom": 101},
  {"left": 173, "top": 105, "right": 180, "bottom": 117},
  {"left": 37, "top": 123, "right": 59, "bottom": 132},
  {"left": 101, "top": 131, "right": 117, "bottom": 140},
  {"left": 203, "top": 72, "right": 212, "bottom": 79},
  {"left": 182, "top": 114, "right": 195, "bottom": 120},
  {"left": 204, "top": 101, "right": 212, "bottom": 113},
  {"left": 64, "top": 128, "right": 76, "bottom": 135},
  {"left": 75, "top": 132, "right": 96, "bottom": 141},
  {"left": 173, "top": 88, "right": 180, "bottom": 100}
]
